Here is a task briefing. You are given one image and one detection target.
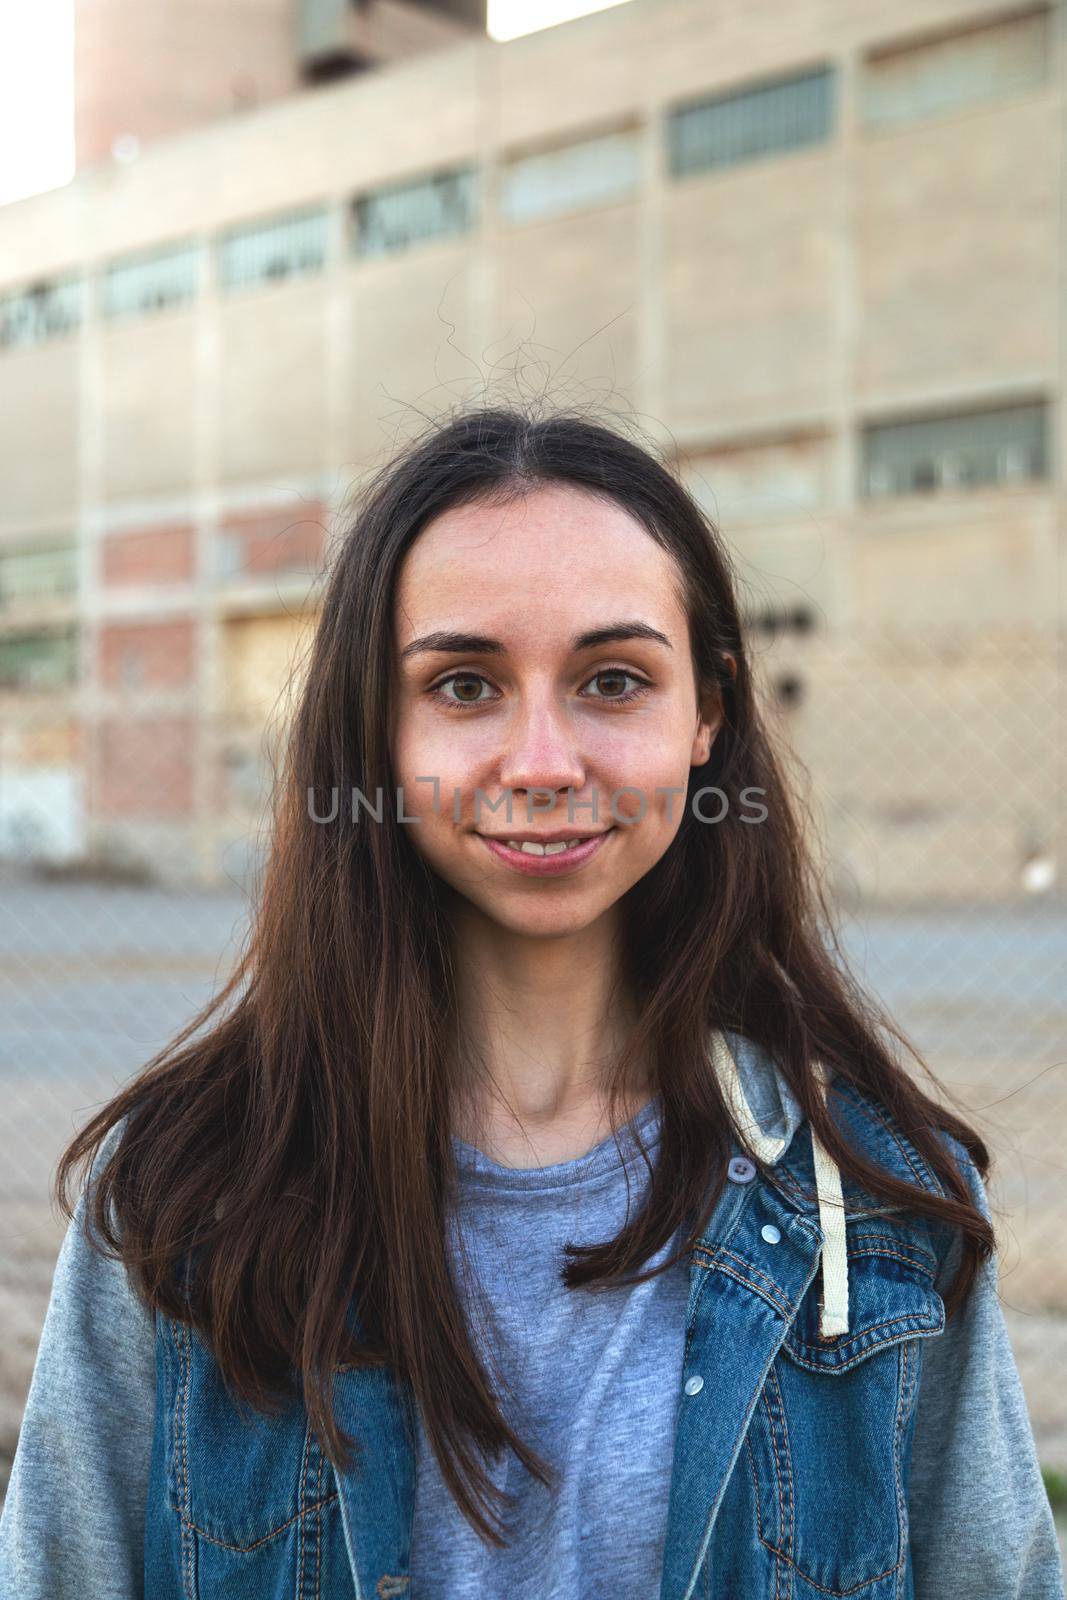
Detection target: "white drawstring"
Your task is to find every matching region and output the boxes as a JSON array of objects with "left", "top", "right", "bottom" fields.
[
  {"left": 712, "top": 1033, "right": 850, "bottom": 1340},
  {"left": 809, "top": 1058, "right": 850, "bottom": 1337}
]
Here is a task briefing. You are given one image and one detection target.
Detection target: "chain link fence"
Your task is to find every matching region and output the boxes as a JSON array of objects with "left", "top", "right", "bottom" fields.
[{"left": 1, "top": 615, "right": 1064, "bottom": 1527}]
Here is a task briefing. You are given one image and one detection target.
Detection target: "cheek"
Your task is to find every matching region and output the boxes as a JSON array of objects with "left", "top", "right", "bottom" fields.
[
  {"left": 393, "top": 706, "right": 475, "bottom": 796},
  {"left": 392, "top": 714, "right": 489, "bottom": 861},
  {"left": 599, "top": 728, "right": 694, "bottom": 832}
]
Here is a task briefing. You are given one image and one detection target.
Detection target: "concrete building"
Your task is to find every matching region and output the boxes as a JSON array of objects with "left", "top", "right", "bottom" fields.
[
  {"left": 0, "top": 0, "right": 1062, "bottom": 899},
  {"left": 74, "top": 0, "right": 487, "bottom": 168}
]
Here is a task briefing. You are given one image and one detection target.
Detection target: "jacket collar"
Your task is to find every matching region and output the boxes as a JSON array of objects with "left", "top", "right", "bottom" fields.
[{"left": 713, "top": 1029, "right": 849, "bottom": 1339}]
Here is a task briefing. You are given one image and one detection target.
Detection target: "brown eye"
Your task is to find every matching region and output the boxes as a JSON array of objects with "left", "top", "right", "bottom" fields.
[
  {"left": 581, "top": 669, "right": 651, "bottom": 704},
  {"left": 592, "top": 670, "right": 630, "bottom": 698},
  {"left": 429, "top": 672, "right": 495, "bottom": 708}
]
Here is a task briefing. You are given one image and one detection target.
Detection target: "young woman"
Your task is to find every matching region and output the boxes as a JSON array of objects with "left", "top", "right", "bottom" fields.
[{"left": 0, "top": 407, "right": 1061, "bottom": 1599}]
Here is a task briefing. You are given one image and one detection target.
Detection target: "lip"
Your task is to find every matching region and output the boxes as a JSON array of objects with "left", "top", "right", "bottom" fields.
[
  {"left": 482, "top": 829, "right": 599, "bottom": 844},
  {"left": 478, "top": 829, "right": 614, "bottom": 877}
]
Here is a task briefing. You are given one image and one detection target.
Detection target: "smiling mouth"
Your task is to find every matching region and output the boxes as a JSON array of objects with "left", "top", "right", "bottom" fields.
[
  {"left": 497, "top": 836, "right": 598, "bottom": 856},
  {"left": 476, "top": 830, "right": 615, "bottom": 873}
]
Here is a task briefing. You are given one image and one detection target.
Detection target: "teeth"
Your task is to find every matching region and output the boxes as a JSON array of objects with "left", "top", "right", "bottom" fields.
[{"left": 505, "top": 838, "right": 590, "bottom": 855}]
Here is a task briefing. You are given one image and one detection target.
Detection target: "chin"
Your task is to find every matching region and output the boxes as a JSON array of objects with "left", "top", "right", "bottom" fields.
[{"left": 468, "top": 892, "right": 614, "bottom": 940}]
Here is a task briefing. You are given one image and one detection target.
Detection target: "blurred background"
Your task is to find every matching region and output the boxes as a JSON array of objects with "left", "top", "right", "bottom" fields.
[{"left": 0, "top": 0, "right": 1064, "bottom": 1547}]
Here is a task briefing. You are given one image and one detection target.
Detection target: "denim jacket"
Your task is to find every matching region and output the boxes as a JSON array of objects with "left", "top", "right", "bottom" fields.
[
  {"left": 139, "top": 1042, "right": 1053, "bottom": 1600},
  {"left": 2, "top": 1035, "right": 1062, "bottom": 1599}
]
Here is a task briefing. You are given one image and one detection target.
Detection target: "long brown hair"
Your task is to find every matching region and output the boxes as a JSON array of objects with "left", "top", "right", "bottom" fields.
[{"left": 55, "top": 403, "right": 994, "bottom": 1545}]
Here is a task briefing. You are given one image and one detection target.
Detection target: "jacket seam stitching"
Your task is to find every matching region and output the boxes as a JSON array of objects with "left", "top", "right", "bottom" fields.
[
  {"left": 786, "top": 1311, "right": 940, "bottom": 1365},
  {"left": 756, "top": 1543, "right": 905, "bottom": 1596},
  {"left": 174, "top": 1493, "right": 341, "bottom": 1553},
  {"left": 692, "top": 1253, "right": 798, "bottom": 1321},
  {"left": 893, "top": 1338, "right": 912, "bottom": 1598},
  {"left": 716, "top": 1246, "right": 799, "bottom": 1301},
  {"left": 845, "top": 1234, "right": 937, "bottom": 1274},
  {"left": 744, "top": 1430, "right": 763, "bottom": 1542},
  {"left": 315, "top": 1442, "right": 325, "bottom": 1600},
  {"left": 297, "top": 1416, "right": 312, "bottom": 1596},
  {"left": 766, "top": 1363, "right": 792, "bottom": 1596},
  {"left": 832, "top": 1083, "right": 942, "bottom": 1195},
  {"left": 173, "top": 1320, "right": 195, "bottom": 1600}
]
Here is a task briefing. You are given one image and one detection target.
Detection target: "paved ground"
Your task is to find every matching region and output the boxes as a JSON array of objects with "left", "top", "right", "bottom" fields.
[{"left": 1, "top": 872, "right": 1065, "bottom": 1567}]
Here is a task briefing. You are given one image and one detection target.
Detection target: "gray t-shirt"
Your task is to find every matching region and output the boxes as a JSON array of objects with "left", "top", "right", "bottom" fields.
[
  {"left": 0, "top": 1044, "right": 1062, "bottom": 1597},
  {"left": 411, "top": 1096, "right": 688, "bottom": 1596}
]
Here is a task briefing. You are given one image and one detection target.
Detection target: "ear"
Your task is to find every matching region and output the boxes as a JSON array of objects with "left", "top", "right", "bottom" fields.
[{"left": 691, "top": 652, "right": 737, "bottom": 767}]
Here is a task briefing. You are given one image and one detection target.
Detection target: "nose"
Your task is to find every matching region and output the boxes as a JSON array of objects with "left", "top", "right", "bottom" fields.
[{"left": 497, "top": 691, "right": 586, "bottom": 817}]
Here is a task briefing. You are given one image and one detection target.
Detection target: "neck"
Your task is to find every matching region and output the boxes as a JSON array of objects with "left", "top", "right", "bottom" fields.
[{"left": 448, "top": 904, "right": 651, "bottom": 1168}]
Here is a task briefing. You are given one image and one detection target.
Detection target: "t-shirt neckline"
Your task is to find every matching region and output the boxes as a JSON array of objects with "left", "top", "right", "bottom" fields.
[{"left": 451, "top": 1093, "right": 663, "bottom": 1193}]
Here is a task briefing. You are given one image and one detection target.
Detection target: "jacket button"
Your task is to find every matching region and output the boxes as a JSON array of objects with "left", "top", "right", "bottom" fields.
[
  {"left": 761, "top": 1224, "right": 781, "bottom": 1244},
  {"left": 727, "top": 1155, "right": 757, "bottom": 1184},
  {"left": 684, "top": 1375, "right": 704, "bottom": 1396}
]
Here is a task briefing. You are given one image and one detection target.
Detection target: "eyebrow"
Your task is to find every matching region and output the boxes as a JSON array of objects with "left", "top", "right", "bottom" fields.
[{"left": 399, "top": 620, "right": 673, "bottom": 662}]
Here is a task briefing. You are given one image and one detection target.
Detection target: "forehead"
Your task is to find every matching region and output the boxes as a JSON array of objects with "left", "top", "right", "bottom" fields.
[{"left": 394, "top": 483, "right": 686, "bottom": 643}]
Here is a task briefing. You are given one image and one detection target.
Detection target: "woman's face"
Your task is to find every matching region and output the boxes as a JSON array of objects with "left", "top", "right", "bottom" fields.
[{"left": 390, "top": 482, "right": 723, "bottom": 940}]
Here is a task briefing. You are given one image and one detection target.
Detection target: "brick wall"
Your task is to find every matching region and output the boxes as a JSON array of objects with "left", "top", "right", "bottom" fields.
[
  {"left": 97, "top": 617, "right": 196, "bottom": 689},
  {"left": 101, "top": 524, "right": 196, "bottom": 587},
  {"left": 218, "top": 504, "right": 328, "bottom": 580}
]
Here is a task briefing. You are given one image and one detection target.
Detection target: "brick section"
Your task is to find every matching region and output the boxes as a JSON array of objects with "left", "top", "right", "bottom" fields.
[
  {"left": 101, "top": 524, "right": 196, "bottom": 587},
  {"left": 98, "top": 618, "right": 196, "bottom": 690},
  {"left": 94, "top": 716, "right": 195, "bottom": 817},
  {"left": 218, "top": 503, "right": 328, "bottom": 581}
]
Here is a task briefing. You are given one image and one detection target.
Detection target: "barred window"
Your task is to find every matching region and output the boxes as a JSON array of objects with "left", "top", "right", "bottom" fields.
[
  {"left": 217, "top": 206, "right": 329, "bottom": 291},
  {"left": 297, "top": 0, "right": 352, "bottom": 58},
  {"left": 0, "top": 627, "right": 78, "bottom": 690},
  {"left": 352, "top": 166, "right": 479, "bottom": 259},
  {"left": 0, "top": 544, "right": 78, "bottom": 607},
  {"left": 499, "top": 128, "right": 641, "bottom": 225},
  {"left": 667, "top": 65, "right": 835, "bottom": 179},
  {"left": 861, "top": 7, "right": 1050, "bottom": 132},
  {"left": 861, "top": 401, "right": 1049, "bottom": 499},
  {"left": 0, "top": 276, "right": 82, "bottom": 352},
  {"left": 103, "top": 241, "right": 200, "bottom": 320}
]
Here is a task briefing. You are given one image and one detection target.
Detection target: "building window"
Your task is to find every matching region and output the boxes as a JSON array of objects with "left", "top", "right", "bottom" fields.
[
  {"left": 217, "top": 205, "right": 329, "bottom": 292},
  {"left": 298, "top": 0, "right": 351, "bottom": 56},
  {"left": 667, "top": 64, "right": 835, "bottom": 179},
  {"left": 499, "top": 127, "right": 641, "bottom": 226},
  {"left": 103, "top": 240, "right": 200, "bottom": 320},
  {"left": 352, "top": 165, "right": 479, "bottom": 259},
  {"left": 0, "top": 276, "right": 82, "bottom": 353},
  {"left": 861, "top": 7, "right": 1050, "bottom": 132},
  {"left": 861, "top": 400, "right": 1048, "bottom": 499},
  {"left": 0, "top": 543, "right": 78, "bottom": 607},
  {"left": 0, "top": 627, "right": 78, "bottom": 690},
  {"left": 296, "top": 0, "right": 374, "bottom": 83}
]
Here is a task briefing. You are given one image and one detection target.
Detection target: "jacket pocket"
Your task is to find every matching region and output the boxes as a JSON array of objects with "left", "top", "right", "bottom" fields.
[
  {"left": 745, "top": 1231, "right": 944, "bottom": 1598},
  {"left": 164, "top": 1314, "right": 343, "bottom": 1598}
]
